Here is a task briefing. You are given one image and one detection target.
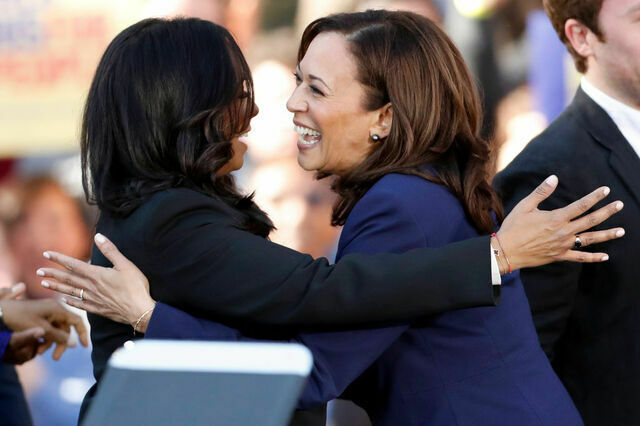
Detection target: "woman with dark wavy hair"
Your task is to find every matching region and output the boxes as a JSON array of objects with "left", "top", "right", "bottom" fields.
[{"left": 42, "top": 12, "right": 619, "bottom": 425}]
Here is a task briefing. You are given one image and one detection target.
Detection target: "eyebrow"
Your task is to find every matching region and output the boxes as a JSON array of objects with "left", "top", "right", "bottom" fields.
[
  {"left": 296, "top": 64, "right": 331, "bottom": 91},
  {"left": 309, "top": 74, "right": 331, "bottom": 91}
]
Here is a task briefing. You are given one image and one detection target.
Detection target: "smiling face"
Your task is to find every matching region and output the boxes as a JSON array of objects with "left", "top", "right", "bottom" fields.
[
  {"left": 584, "top": 0, "right": 640, "bottom": 107},
  {"left": 286, "top": 32, "right": 382, "bottom": 176}
]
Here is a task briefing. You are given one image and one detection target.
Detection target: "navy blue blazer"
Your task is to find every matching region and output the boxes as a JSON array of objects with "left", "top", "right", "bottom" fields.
[{"left": 147, "top": 174, "right": 583, "bottom": 425}]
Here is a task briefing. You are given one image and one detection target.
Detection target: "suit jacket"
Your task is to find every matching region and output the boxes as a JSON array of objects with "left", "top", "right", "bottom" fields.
[
  {"left": 82, "top": 187, "right": 497, "bottom": 419},
  {"left": 494, "top": 88, "right": 640, "bottom": 425},
  {"left": 147, "top": 175, "right": 582, "bottom": 425},
  {"left": 0, "top": 363, "right": 32, "bottom": 426}
]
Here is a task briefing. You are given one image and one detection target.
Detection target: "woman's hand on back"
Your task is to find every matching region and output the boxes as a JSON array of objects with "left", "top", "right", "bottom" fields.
[
  {"left": 38, "top": 234, "right": 156, "bottom": 332},
  {"left": 496, "top": 175, "right": 624, "bottom": 273}
]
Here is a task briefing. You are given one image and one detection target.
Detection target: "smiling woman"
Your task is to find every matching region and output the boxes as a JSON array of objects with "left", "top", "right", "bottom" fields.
[
  {"left": 45, "top": 12, "right": 624, "bottom": 426},
  {"left": 75, "top": 16, "right": 532, "bottom": 420},
  {"left": 289, "top": 32, "right": 378, "bottom": 177},
  {"left": 290, "top": 13, "right": 504, "bottom": 231}
]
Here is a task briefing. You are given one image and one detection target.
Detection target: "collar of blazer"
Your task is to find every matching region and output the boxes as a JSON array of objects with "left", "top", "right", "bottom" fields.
[{"left": 570, "top": 88, "right": 640, "bottom": 207}]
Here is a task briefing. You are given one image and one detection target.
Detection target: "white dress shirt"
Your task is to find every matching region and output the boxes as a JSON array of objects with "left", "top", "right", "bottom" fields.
[
  {"left": 491, "top": 247, "right": 501, "bottom": 285},
  {"left": 581, "top": 78, "right": 640, "bottom": 158}
]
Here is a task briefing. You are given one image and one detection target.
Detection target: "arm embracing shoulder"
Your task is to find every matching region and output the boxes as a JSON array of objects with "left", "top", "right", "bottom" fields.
[{"left": 143, "top": 189, "right": 495, "bottom": 327}]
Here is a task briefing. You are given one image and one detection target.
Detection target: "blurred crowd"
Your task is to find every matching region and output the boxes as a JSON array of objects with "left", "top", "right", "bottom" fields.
[{"left": 0, "top": 0, "right": 583, "bottom": 424}]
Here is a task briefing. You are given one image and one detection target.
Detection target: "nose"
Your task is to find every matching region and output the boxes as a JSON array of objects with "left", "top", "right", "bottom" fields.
[
  {"left": 286, "top": 85, "right": 307, "bottom": 113},
  {"left": 252, "top": 102, "right": 259, "bottom": 118}
]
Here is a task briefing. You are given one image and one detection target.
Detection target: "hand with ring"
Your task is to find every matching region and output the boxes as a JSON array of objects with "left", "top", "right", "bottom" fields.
[
  {"left": 38, "top": 234, "right": 156, "bottom": 332},
  {"left": 494, "top": 176, "right": 625, "bottom": 272}
]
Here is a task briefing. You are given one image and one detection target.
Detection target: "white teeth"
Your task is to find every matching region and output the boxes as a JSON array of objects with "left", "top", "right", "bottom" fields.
[
  {"left": 294, "top": 125, "right": 321, "bottom": 137},
  {"left": 298, "top": 135, "right": 320, "bottom": 146}
]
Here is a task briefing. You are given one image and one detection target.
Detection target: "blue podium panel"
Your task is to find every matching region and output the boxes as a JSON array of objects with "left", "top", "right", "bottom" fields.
[{"left": 84, "top": 340, "right": 313, "bottom": 426}]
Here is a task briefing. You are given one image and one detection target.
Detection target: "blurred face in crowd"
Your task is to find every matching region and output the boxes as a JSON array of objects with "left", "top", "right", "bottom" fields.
[
  {"left": 9, "top": 182, "right": 90, "bottom": 298},
  {"left": 577, "top": 0, "right": 640, "bottom": 108},
  {"left": 251, "top": 161, "right": 338, "bottom": 258},
  {"left": 286, "top": 32, "right": 385, "bottom": 176}
]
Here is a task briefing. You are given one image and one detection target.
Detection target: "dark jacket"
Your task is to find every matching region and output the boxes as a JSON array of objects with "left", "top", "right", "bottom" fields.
[
  {"left": 0, "top": 363, "right": 32, "bottom": 426},
  {"left": 81, "top": 187, "right": 497, "bottom": 420},
  {"left": 494, "top": 88, "right": 640, "bottom": 425}
]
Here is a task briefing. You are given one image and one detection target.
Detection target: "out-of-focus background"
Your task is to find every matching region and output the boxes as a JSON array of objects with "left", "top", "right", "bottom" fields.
[{"left": 0, "top": 0, "right": 580, "bottom": 424}]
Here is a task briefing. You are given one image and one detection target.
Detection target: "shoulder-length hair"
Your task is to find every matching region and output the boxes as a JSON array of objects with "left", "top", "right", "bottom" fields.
[
  {"left": 298, "top": 10, "right": 503, "bottom": 233},
  {"left": 81, "top": 17, "right": 273, "bottom": 236}
]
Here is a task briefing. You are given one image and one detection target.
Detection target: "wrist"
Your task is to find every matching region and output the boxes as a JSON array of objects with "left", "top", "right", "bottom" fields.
[
  {"left": 127, "top": 296, "right": 156, "bottom": 324},
  {"left": 491, "top": 234, "right": 511, "bottom": 275},
  {"left": 131, "top": 301, "right": 156, "bottom": 335},
  {"left": 496, "top": 230, "right": 523, "bottom": 271}
]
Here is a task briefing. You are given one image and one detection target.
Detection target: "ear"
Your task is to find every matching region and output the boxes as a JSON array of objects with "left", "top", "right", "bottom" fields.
[
  {"left": 370, "top": 103, "right": 393, "bottom": 141},
  {"left": 564, "top": 18, "right": 597, "bottom": 59}
]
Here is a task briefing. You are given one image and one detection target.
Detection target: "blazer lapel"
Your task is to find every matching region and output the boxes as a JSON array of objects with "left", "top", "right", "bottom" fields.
[{"left": 572, "top": 88, "right": 640, "bottom": 206}]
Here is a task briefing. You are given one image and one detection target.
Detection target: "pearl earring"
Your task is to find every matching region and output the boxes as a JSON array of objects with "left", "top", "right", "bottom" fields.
[{"left": 371, "top": 134, "right": 380, "bottom": 142}]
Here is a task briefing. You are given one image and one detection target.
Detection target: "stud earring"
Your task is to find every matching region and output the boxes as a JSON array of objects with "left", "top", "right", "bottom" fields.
[{"left": 371, "top": 134, "right": 380, "bottom": 142}]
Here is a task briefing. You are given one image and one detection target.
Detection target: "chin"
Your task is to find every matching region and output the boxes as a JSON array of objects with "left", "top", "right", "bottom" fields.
[{"left": 297, "top": 154, "right": 319, "bottom": 172}]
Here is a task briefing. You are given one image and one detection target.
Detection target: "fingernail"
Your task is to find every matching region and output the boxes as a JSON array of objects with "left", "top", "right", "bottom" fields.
[
  {"left": 545, "top": 175, "right": 558, "bottom": 186},
  {"left": 616, "top": 202, "right": 624, "bottom": 210},
  {"left": 616, "top": 229, "right": 625, "bottom": 237},
  {"left": 36, "top": 269, "right": 45, "bottom": 277},
  {"left": 603, "top": 187, "right": 610, "bottom": 196},
  {"left": 43, "top": 251, "right": 51, "bottom": 259},
  {"left": 41, "top": 280, "right": 50, "bottom": 288},
  {"left": 95, "top": 233, "right": 106, "bottom": 244},
  {"left": 11, "top": 282, "right": 25, "bottom": 292},
  {"left": 602, "top": 254, "right": 609, "bottom": 261}
]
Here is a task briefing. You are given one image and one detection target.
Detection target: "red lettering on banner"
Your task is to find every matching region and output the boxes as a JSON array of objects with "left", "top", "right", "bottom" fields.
[{"left": 0, "top": 54, "right": 82, "bottom": 85}]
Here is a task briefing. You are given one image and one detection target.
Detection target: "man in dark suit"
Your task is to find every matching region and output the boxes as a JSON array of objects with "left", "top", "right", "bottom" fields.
[{"left": 494, "top": 0, "right": 640, "bottom": 424}]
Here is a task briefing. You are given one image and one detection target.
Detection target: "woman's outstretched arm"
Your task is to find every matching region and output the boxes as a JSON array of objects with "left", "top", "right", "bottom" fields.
[{"left": 40, "top": 177, "right": 623, "bottom": 327}]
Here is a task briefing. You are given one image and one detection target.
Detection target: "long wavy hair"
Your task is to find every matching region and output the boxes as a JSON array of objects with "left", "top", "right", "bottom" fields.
[
  {"left": 81, "top": 17, "right": 273, "bottom": 237},
  {"left": 298, "top": 10, "right": 503, "bottom": 232}
]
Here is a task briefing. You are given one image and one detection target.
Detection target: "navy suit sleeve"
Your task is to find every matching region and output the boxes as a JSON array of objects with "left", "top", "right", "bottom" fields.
[
  {"left": 146, "top": 187, "right": 427, "bottom": 409},
  {"left": 146, "top": 303, "right": 241, "bottom": 341},
  {"left": 146, "top": 303, "right": 408, "bottom": 410},
  {"left": 0, "top": 330, "right": 11, "bottom": 360}
]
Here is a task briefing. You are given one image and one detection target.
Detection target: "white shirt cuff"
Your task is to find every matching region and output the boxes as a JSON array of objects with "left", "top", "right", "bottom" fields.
[{"left": 490, "top": 245, "right": 502, "bottom": 286}]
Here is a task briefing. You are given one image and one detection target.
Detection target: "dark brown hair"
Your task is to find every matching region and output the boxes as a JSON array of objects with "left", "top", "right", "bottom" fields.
[
  {"left": 543, "top": 0, "right": 604, "bottom": 73},
  {"left": 82, "top": 17, "right": 273, "bottom": 237},
  {"left": 298, "top": 10, "right": 502, "bottom": 233}
]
